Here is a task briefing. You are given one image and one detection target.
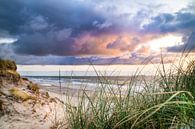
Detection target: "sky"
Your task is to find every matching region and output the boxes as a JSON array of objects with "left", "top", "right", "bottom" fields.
[{"left": 0, "top": 0, "right": 195, "bottom": 65}]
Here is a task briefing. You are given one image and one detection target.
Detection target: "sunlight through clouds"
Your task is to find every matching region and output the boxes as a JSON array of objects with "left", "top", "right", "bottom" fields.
[{"left": 148, "top": 34, "right": 183, "bottom": 51}]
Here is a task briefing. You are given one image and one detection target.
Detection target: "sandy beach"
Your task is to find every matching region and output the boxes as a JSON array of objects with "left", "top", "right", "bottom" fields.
[
  {"left": 0, "top": 60, "right": 74, "bottom": 129},
  {"left": 0, "top": 82, "right": 69, "bottom": 129}
]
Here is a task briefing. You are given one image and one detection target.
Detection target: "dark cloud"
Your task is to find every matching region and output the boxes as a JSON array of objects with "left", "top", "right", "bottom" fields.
[
  {"left": 0, "top": 53, "right": 161, "bottom": 65},
  {"left": 0, "top": 0, "right": 107, "bottom": 56},
  {"left": 13, "top": 29, "right": 76, "bottom": 56},
  {"left": 167, "top": 32, "right": 195, "bottom": 52},
  {"left": 0, "top": 0, "right": 163, "bottom": 58},
  {"left": 0, "top": 0, "right": 25, "bottom": 34},
  {"left": 22, "top": 15, "right": 49, "bottom": 31},
  {"left": 0, "top": 0, "right": 104, "bottom": 35},
  {"left": 0, "top": 0, "right": 195, "bottom": 65},
  {"left": 142, "top": 12, "right": 195, "bottom": 33}
]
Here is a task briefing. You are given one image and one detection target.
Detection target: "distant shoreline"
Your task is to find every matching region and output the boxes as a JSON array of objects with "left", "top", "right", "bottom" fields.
[{"left": 23, "top": 75, "right": 153, "bottom": 79}]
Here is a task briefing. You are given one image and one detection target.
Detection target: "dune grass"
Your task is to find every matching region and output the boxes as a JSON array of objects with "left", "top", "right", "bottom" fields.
[{"left": 59, "top": 55, "right": 195, "bottom": 129}]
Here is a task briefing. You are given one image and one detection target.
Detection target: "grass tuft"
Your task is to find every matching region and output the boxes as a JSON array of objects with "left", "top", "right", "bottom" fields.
[{"left": 59, "top": 55, "right": 195, "bottom": 129}]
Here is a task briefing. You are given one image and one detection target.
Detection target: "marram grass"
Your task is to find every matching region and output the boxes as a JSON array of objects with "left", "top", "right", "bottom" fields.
[{"left": 55, "top": 56, "right": 195, "bottom": 129}]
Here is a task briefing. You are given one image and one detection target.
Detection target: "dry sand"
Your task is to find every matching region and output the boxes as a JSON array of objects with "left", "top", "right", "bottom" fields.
[{"left": 0, "top": 81, "right": 81, "bottom": 129}]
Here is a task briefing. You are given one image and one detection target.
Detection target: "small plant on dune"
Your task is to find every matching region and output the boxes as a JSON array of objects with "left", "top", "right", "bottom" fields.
[
  {"left": 27, "top": 83, "right": 40, "bottom": 95},
  {"left": 9, "top": 87, "right": 35, "bottom": 101}
]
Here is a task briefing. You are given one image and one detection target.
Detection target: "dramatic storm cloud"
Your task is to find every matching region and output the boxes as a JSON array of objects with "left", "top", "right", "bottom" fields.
[{"left": 0, "top": 0, "right": 194, "bottom": 64}]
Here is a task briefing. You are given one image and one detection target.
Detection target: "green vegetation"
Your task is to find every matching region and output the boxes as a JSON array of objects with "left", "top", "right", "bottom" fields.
[{"left": 63, "top": 56, "right": 195, "bottom": 129}]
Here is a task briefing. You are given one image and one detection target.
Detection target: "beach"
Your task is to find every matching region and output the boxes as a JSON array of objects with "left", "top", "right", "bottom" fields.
[
  {"left": 0, "top": 73, "right": 153, "bottom": 129},
  {"left": 1, "top": 60, "right": 194, "bottom": 129},
  {"left": 0, "top": 60, "right": 68, "bottom": 129}
]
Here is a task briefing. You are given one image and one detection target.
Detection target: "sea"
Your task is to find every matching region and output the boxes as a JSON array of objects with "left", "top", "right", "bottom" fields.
[{"left": 17, "top": 64, "right": 170, "bottom": 92}]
